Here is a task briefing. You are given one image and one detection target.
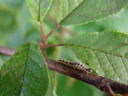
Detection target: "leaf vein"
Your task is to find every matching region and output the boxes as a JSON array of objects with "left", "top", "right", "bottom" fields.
[
  {"left": 28, "top": 55, "right": 44, "bottom": 74},
  {"left": 60, "top": 0, "right": 85, "bottom": 24},
  {"left": 23, "top": 81, "right": 37, "bottom": 95},
  {"left": 105, "top": 54, "right": 120, "bottom": 80},
  {"left": 26, "top": 67, "right": 40, "bottom": 80},
  {"left": 19, "top": 45, "right": 30, "bottom": 95},
  {"left": 67, "top": 44, "right": 126, "bottom": 59},
  {"left": 94, "top": 51, "right": 105, "bottom": 76},
  {"left": 121, "top": 58, "right": 128, "bottom": 75}
]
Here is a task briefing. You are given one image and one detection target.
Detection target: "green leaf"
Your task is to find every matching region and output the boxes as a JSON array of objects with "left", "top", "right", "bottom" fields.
[
  {"left": 46, "top": 71, "right": 57, "bottom": 96},
  {"left": 0, "top": 41, "right": 49, "bottom": 96},
  {"left": 57, "top": 0, "right": 128, "bottom": 25},
  {"left": 66, "top": 31, "right": 128, "bottom": 84},
  {"left": 0, "top": 57, "right": 3, "bottom": 68},
  {"left": 26, "top": 0, "right": 53, "bottom": 22}
]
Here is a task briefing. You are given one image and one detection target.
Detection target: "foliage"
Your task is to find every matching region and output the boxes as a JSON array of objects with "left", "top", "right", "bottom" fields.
[
  {"left": 66, "top": 31, "right": 128, "bottom": 84},
  {"left": 0, "top": 41, "right": 50, "bottom": 95},
  {"left": 57, "top": 0, "right": 128, "bottom": 25},
  {"left": 0, "top": 0, "right": 128, "bottom": 96},
  {"left": 25, "top": 0, "right": 53, "bottom": 22}
]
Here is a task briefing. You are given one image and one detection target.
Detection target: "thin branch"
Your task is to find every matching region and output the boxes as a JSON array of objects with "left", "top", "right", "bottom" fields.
[
  {"left": 40, "top": 22, "right": 45, "bottom": 44},
  {"left": 39, "top": 22, "right": 47, "bottom": 57},
  {"left": 45, "top": 24, "right": 60, "bottom": 41},
  {"left": 0, "top": 47, "right": 128, "bottom": 95},
  {"left": 0, "top": 47, "right": 15, "bottom": 56},
  {"left": 46, "top": 58, "right": 128, "bottom": 95}
]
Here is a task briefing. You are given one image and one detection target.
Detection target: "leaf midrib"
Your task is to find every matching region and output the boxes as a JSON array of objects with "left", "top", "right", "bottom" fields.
[
  {"left": 66, "top": 44, "right": 126, "bottom": 58},
  {"left": 19, "top": 44, "right": 30, "bottom": 95},
  {"left": 38, "top": 0, "right": 41, "bottom": 21},
  {"left": 59, "top": 0, "right": 86, "bottom": 24}
]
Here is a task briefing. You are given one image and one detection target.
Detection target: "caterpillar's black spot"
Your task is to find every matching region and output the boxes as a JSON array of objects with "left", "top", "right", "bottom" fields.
[{"left": 58, "top": 59, "right": 92, "bottom": 73}]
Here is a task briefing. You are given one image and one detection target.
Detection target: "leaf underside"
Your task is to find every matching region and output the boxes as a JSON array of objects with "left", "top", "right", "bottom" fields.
[
  {"left": 0, "top": 41, "right": 49, "bottom": 96},
  {"left": 26, "top": 0, "right": 53, "bottom": 22},
  {"left": 66, "top": 31, "right": 128, "bottom": 84},
  {"left": 57, "top": 0, "right": 128, "bottom": 25}
]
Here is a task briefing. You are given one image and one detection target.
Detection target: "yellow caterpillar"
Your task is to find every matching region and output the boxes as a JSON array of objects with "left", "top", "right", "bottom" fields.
[{"left": 58, "top": 59, "right": 92, "bottom": 73}]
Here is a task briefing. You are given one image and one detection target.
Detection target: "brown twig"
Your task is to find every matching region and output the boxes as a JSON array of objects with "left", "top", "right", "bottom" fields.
[
  {"left": 45, "top": 24, "right": 60, "bottom": 41},
  {"left": 0, "top": 47, "right": 15, "bottom": 56},
  {"left": 0, "top": 47, "right": 128, "bottom": 95},
  {"left": 46, "top": 58, "right": 128, "bottom": 95}
]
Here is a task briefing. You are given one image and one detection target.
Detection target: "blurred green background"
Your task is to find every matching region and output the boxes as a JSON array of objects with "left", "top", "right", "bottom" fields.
[{"left": 1, "top": 0, "right": 128, "bottom": 96}]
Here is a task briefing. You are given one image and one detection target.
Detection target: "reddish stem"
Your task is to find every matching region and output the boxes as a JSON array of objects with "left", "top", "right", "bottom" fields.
[
  {"left": 39, "top": 22, "right": 47, "bottom": 57},
  {"left": 45, "top": 24, "right": 60, "bottom": 41},
  {"left": 40, "top": 22, "right": 45, "bottom": 44}
]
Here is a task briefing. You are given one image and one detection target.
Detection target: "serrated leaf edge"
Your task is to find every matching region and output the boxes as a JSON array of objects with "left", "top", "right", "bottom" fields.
[
  {"left": 65, "top": 31, "right": 128, "bottom": 59},
  {"left": 60, "top": 2, "right": 128, "bottom": 26}
]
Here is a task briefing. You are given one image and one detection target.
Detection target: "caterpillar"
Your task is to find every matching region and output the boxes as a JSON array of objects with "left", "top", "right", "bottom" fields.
[{"left": 58, "top": 59, "right": 92, "bottom": 73}]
